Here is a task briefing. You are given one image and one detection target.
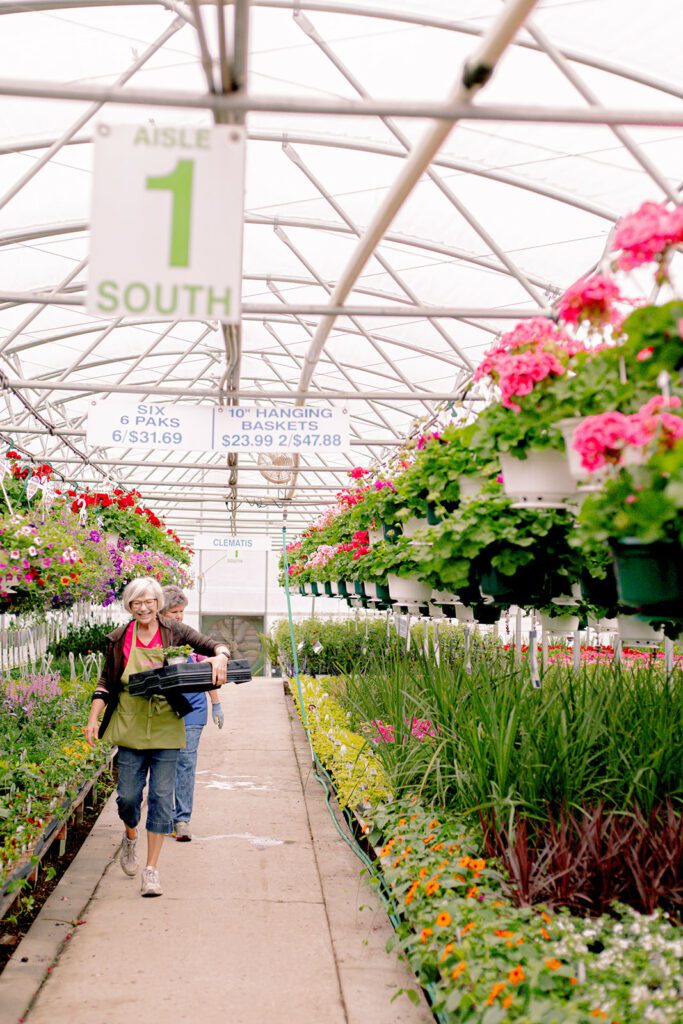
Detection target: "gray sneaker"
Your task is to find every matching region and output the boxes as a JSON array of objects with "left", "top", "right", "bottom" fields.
[
  {"left": 175, "top": 821, "right": 191, "bottom": 842},
  {"left": 120, "top": 832, "right": 139, "bottom": 876},
  {"left": 140, "top": 866, "right": 162, "bottom": 897}
]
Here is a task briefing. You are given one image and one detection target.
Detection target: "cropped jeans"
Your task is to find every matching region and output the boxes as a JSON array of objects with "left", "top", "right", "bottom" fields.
[
  {"left": 116, "top": 746, "right": 179, "bottom": 835},
  {"left": 174, "top": 725, "right": 204, "bottom": 824}
]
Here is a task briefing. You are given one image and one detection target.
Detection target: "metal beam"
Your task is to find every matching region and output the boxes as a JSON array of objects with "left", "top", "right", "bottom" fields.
[
  {"left": 0, "top": 79, "right": 681, "bottom": 126},
  {"left": 0, "top": 379, "right": 482, "bottom": 400}
]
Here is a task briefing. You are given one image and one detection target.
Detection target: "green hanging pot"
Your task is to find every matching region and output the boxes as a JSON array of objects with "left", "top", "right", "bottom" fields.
[
  {"left": 611, "top": 538, "right": 683, "bottom": 618},
  {"left": 478, "top": 564, "right": 550, "bottom": 608}
]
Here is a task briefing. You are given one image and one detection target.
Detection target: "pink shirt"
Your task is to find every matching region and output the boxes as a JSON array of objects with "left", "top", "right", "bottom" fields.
[{"left": 122, "top": 621, "right": 162, "bottom": 666}]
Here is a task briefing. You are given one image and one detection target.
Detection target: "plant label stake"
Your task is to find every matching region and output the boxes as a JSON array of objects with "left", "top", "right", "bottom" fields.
[
  {"left": 69, "top": 651, "right": 77, "bottom": 681},
  {"left": 541, "top": 625, "right": 549, "bottom": 675},
  {"left": 514, "top": 607, "right": 523, "bottom": 666},
  {"left": 433, "top": 620, "right": 440, "bottom": 667},
  {"left": 423, "top": 619, "right": 429, "bottom": 659},
  {"left": 464, "top": 625, "right": 471, "bottom": 673},
  {"left": 405, "top": 615, "right": 412, "bottom": 651},
  {"left": 529, "top": 628, "right": 540, "bottom": 688},
  {"left": 664, "top": 636, "right": 674, "bottom": 679},
  {"left": 386, "top": 608, "right": 391, "bottom": 640},
  {"left": 572, "top": 629, "right": 581, "bottom": 672}
]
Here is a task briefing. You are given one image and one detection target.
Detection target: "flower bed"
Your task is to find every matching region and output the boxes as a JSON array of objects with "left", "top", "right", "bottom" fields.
[
  {"left": 0, "top": 670, "right": 113, "bottom": 891},
  {"left": 288, "top": 671, "right": 683, "bottom": 1023}
]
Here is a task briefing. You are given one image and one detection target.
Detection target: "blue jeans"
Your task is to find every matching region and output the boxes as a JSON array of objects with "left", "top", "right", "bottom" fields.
[
  {"left": 116, "top": 747, "right": 179, "bottom": 835},
  {"left": 174, "top": 725, "right": 204, "bottom": 824}
]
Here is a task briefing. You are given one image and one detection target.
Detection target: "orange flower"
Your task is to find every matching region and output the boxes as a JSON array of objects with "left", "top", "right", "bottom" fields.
[
  {"left": 541, "top": 911, "right": 552, "bottom": 923},
  {"left": 454, "top": 874, "right": 466, "bottom": 883},
  {"left": 486, "top": 982, "right": 507, "bottom": 1005},
  {"left": 423, "top": 834, "right": 436, "bottom": 845},
  {"left": 502, "top": 995, "right": 513, "bottom": 1009},
  {"left": 494, "top": 929, "right": 514, "bottom": 938},
  {"left": 570, "top": 977, "right": 578, "bottom": 986},
  {"left": 392, "top": 858, "right": 402, "bottom": 868},
  {"left": 436, "top": 911, "right": 451, "bottom": 928},
  {"left": 507, "top": 966, "right": 525, "bottom": 986},
  {"left": 425, "top": 881, "right": 440, "bottom": 896},
  {"left": 469, "top": 858, "right": 486, "bottom": 872},
  {"left": 420, "top": 928, "right": 433, "bottom": 943},
  {"left": 398, "top": 818, "right": 407, "bottom": 826},
  {"left": 466, "top": 886, "right": 479, "bottom": 899},
  {"left": 410, "top": 795, "right": 418, "bottom": 804},
  {"left": 461, "top": 921, "right": 475, "bottom": 935},
  {"left": 492, "top": 900, "right": 505, "bottom": 908},
  {"left": 439, "top": 943, "right": 454, "bottom": 962},
  {"left": 540, "top": 927, "right": 551, "bottom": 940},
  {"left": 404, "top": 882, "right": 419, "bottom": 906},
  {"left": 590, "top": 1012, "right": 607, "bottom": 1019},
  {"left": 433, "top": 843, "right": 444, "bottom": 851},
  {"left": 410, "top": 813, "right": 418, "bottom": 820},
  {"left": 429, "top": 820, "right": 440, "bottom": 829},
  {"left": 457, "top": 856, "right": 471, "bottom": 868},
  {"left": 361, "top": 824, "right": 370, "bottom": 834},
  {"left": 451, "top": 960, "right": 467, "bottom": 980},
  {"left": 418, "top": 867, "right": 429, "bottom": 879},
  {"left": 545, "top": 958, "right": 562, "bottom": 971}
]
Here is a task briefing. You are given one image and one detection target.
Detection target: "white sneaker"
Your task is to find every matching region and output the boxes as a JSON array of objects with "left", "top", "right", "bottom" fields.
[
  {"left": 120, "top": 832, "right": 139, "bottom": 876},
  {"left": 140, "top": 866, "right": 162, "bottom": 897},
  {"left": 175, "top": 821, "right": 192, "bottom": 842}
]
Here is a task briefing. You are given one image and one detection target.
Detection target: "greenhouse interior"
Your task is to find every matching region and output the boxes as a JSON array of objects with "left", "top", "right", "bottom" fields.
[{"left": 0, "top": 1, "right": 682, "bottom": 1021}]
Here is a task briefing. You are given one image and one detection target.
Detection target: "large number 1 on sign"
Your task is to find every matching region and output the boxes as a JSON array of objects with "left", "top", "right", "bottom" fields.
[{"left": 146, "top": 159, "right": 194, "bottom": 268}]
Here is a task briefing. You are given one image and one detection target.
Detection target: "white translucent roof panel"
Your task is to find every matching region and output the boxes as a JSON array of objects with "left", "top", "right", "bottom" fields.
[{"left": 0, "top": 0, "right": 682, "bottom": 537}]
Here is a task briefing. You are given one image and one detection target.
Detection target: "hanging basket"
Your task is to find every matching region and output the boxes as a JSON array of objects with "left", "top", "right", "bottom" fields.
[
  {"left": 401, "top": 516, "right": 428, "bottom": 538},
  {"left": 473, "top": 604, "right": 501, "bottom": 625},
  {"left": 611, "top": 538, "right": 683, "bottom": 618},
  {"left": 455, "top": 604, "right": 475, "bottom": 623},
  {"left": 539, "top": 612, "right": 580, "bottom": 636},
  {"left": 387, "top": 574, "right": 432, "bottom": 606},
  {"left": 368, "top": 526, "right": 383, "bottom": 545},
  {"left": 617, "top": 614, "right": 664, "bottom": 648},
  {"left": 431, "top": 589, "right": 459, "bottom": 605},
  {"left": 580, "top": 567, "right": 619, "bottom": 614},
  {"left": 500, "top": 449, "right": 578, "bottom": 507},
  {"left": 478, "top": 564, "right": 549, "bottom": 608}
]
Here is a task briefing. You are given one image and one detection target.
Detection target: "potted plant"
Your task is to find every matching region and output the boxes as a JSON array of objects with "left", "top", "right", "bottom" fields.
[
  {"left": 164, "top": 644, "right": 192, "bottom": 665},
  {"left": 576, "top": 400, "right": 683, "bottom": 620}
]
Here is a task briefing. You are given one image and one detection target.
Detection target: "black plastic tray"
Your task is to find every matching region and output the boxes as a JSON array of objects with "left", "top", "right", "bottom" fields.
[{"left": 129, "top": 660, "right": 251, "bottom": 696}]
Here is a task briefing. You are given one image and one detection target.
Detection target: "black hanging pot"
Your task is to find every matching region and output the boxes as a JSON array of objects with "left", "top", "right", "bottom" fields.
[{"left": 611, "top": 538, "right": 683, "bottom": 619}]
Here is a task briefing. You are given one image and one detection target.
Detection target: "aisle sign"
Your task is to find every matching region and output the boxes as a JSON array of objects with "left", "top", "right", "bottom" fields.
[
  {"left": 86, "top": 401, "right": 351, "bottom": 453},
  {"left": 87, "top": 400, "right": 212, "bottom": 450},
  {"left": 193, "top": 534, "right": 272, "bottom": 551},
  {"left": 87, "top": 123, "right": 246, "bottom": 323},
  {"left": 214, "top": 405, "right": 350, "bottom": 452}
]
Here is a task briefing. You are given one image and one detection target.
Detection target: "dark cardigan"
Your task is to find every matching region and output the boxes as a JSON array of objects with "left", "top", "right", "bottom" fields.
[{"left": 96, "top": 615, "right": 227, "bottom": 738}]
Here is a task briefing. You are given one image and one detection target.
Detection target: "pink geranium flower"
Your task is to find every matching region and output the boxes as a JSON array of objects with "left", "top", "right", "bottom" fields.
[
  {"left": 572, "top": 396, "right": 683, "bottom": 471},
  {"left": 612, "top": 201, "right": 683, "bottom": 270},
  {"left": 557, "top": 273, "right": 623, "bottom": 329}
]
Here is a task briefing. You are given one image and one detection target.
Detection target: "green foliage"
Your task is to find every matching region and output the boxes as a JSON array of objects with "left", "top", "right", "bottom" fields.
[
  {"left": 413, "top": 491, "right": 582, "bottom": 596},
  {"left": 339, "top": 655, "right": 683, "bottom": 821},
  {"left": 47, "top": 620, "right": 112, "bottom": 657}
]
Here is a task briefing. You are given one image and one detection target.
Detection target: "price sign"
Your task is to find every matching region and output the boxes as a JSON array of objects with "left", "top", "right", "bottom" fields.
[
  {"left": 193, "top": 534, "right": 272, "bottom": 551},
  {"left": 213, "top": 405, "right": 350, "bottom": 453},
  {"left": 87, "top": 400, "right": 213, "bottom": 450},
  {"left": 87, "top": 123, "right": 246, "bottom": 323}
]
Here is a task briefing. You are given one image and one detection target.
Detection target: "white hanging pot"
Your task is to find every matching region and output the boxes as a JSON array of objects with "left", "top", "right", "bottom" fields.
[
  {"left": 458, "top": 475, "right": 487, "bottom": 501},
  {"left": 455, "top": 604, "right": 475, "bottom": 623},
  {"left": 551, "top": 583, "right": 582, "bottom": 607},
  {"left": 539, "top": 613, "right": 579, "bottom": 636},
  {"left": 587, "top": 617, "right": 619, "bottom": 633},
  {"left": 401, "top": 516, "right": 428, "bottom": 538},
  {"left": 617, "top": 615, "right": 664, "bottom": 648},
  {"left": 500, "top": 449, "right": 578, "bottom": 507},
  {"left": 431, "top": 589, "right": 459, "bottom": 604},
  {"left": 369, "top": 527, "right": 383, "bottom": 545},
  {"left": 387, "top": 574, "right": 431, "bottom": 605}
]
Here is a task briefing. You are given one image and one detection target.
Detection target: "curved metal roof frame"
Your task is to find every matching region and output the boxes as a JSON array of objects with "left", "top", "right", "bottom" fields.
[{"left": 1, "top": 0, "right": 682, "bottom": 536}]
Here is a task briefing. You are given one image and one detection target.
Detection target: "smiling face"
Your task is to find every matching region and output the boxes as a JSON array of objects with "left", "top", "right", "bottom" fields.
[
  {"left": 164, "top": 604, "right": 185, "bottom": 623},
  {"left": 129, "top": 590, "right": 159, "bottom": 627}
]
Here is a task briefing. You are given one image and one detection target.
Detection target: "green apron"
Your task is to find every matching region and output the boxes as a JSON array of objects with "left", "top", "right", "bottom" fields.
[{"left": 102, "top": 622, "right": 186, "bottom": 750}]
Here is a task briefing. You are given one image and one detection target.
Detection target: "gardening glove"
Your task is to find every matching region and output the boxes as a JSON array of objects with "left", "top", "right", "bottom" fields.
[{"left": 212, "top": 702, "right": 224, "bottom": 729}]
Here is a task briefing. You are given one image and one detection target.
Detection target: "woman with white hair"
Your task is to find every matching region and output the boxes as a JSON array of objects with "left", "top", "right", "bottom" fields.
[{"left": 85, "top": 576, "right": 230, "bottom": 897}]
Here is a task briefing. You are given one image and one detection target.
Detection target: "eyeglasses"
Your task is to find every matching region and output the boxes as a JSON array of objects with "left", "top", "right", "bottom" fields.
[{"left": 130, "top": 599, "right": 157, "bottom": 609}]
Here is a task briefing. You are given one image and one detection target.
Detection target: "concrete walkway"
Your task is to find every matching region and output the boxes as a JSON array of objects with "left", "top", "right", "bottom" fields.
[{"left": 3, "top": 678, "right": 431, "bottom": 1024}]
